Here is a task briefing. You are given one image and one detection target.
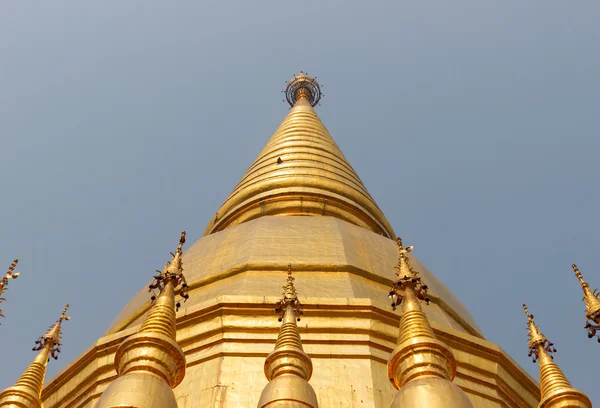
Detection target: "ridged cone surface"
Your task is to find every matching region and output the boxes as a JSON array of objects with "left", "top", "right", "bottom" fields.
[
  {"left": 14, "top": 345, "right": 49, "bottom": 397},
  {"left": 397, "top": 288, "right": 436, "bottom": 345},
  {"left": 139, "top": 280, "right": 177, "bottom": 339},
  {"left": 205, "top": 96, "right": 395, "bottom": 238},
  {"left": 537, "top": 351, "right": 572, "bottom": 398},
  {"left": 259, "top": 304, "right": 317, "bottom": 408}
]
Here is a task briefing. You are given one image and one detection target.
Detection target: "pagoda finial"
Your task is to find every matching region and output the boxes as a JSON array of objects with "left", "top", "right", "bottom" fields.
[
  {"left": 388, "top": 238, "right": 429, "bottom": 311},
  {"left": 0, "top": 259, "right": 20, "bottom": 322},
  {"left": 0, "top": 304, "right": 70, "bottom": 408},
  {"left": 571, "top": 264, "right": 600, "bottom": 341},
  {"left": 522, "top": 304, "right": 556, "bottom": 362},
  {"left": 522, "top": 303, "right": 591, "bottom": 408},
  {"left": 148, "top": 231, "right": 189, "bottom": 312},
  {"left": 33, "top": 304, "right": 70, "bottom": 360},
  {"left": 283, "top": 72, "right": 323, "bottom": 107},
  {"left": 274, "top": 263, "right": 303, "bottom": 322},
  {"left": 387, "top": 237, "right": 472, "bottom": 407},
  {"left": 258, "top": 264, "right": 318, "bottom": 408}
]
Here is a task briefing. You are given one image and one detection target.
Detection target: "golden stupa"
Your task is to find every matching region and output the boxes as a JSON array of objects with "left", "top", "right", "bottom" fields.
[{"left": 21, "top": 72, "right": 591, "bottom": 407}]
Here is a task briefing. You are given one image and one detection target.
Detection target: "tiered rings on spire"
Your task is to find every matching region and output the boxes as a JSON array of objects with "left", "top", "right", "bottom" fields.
[
  {"left": 258, "top": 264, "right": 318, "bottom": 408},
  {"left": 204, "top": 72, "right": 395, "bottom": 239},
  {"left": 387, "top": 237, "right": 473, "bottom": 408},
  {"left": 571, "top": 264, "right": 600, "bottom": 341},
  {"left": 94, "top": 232, "right": 188, "bottom": 408},
  {"left": 0, "top": 304, "right": 70, "bottom": 408},
  {"left": 522, "top": 304, "right": 591, "bottom": 408},
  {"left": 0, "top": 259, "right": 20, "bottom": 322}
]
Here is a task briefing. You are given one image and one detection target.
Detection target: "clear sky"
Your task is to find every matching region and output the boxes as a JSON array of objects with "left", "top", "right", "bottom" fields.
[{"left": 1, "top": 0, "right": 599, "bottom": 404}]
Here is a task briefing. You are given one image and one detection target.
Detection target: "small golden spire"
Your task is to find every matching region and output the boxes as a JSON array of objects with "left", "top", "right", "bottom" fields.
[
  {"left": 258, "top": 264, "right": 318, "bottom": 408},
  {"left": 0, "top": 304, "right": 70, "bottom": 408},
  {"left": 94, "top": 232, "right": 188, "bottom": 408},
  {"left": 571, "top": 264, "right": 600, "bottom": 341},
  {"left": 522, "top": 303, "right": 591, "bottom": 408},
  {"left": 0, "top": 259, "right": 20, "bottom": 321},
  {"left": 387, "top": 238, "right": 472, "bottom": 407}
]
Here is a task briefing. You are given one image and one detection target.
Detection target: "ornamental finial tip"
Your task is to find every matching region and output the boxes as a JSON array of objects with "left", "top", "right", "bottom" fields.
[
  {"left": 0, "top": 259, "right": 20, "bottom": 322},
  {"left": 35, "top": 304, "right": 71, "bottom": 360},
  {"left": 275, "top": 263, "right": 303, "bottom": 322},
  {"left": 148, "top": 231, "right": 189, "bottom": 311},
  {"left": 389, "top": 237, "right": 428, "bottom": 311},
  {"left": 523, "top": 303, "right": 556, "bottom": 362},
  {"left": 572, "top": 264, "right": 587, "bottom": 287},
  {"left": 571, "top": 264, "right": 600, "bottom": 342},
  {"left": 284, "top": 72, "right": 323, "bottom": 107}
]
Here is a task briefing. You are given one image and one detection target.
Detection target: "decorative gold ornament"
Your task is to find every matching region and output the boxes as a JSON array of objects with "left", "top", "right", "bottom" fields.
[
  {"left": 258, "top": 264, "right": 318, "bottom": 408},
  {"left": 571, "top": 264, "right": 600, "bottom": 341},
  {"left": 0, "top": 259, "right": 20, "bottom": 322},
  {"left": 522, "top": 303, "right": 591, "bottom": 408},
  {"left": 0, "top": 304, "right": 70, "bottom": 408},
  {"left": 94, "top": 232, "right": 189, "bottom": 408},
  {"left": 388, "top": 238, "right": 429, "bottom": 311},
  {"left": 283, "top": 71, "right": 323, "bottom": 107}
]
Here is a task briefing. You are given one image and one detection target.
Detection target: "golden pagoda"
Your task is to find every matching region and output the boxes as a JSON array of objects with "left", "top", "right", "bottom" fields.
[
  {"left": 0, "top": 304, "right": 70, "bottom": 408},
  {"left": 39, "top": 73, "right": 549, "bottom": 407},
  {"left": 0, "top": 259, "right": 20, "bottom": 322},
  {"left": 522, "top": 304, "right": 591, "bottom": 408}
]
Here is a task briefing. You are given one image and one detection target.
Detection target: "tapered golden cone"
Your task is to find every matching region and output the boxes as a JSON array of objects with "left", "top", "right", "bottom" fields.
[
  {"left": 0, "top": 304, "right": 70, "bottom": 408},
  {"left": 388, "top": 238, "right": 473, "bottom": 408},
  {"left": 523, "top": 304, "right": 591, "bottom": 408},
  {"left": 258, "top": 265, "right": 318, "bottom": 408},
  {"left": 204, "top": 72, "right": 395, "bottom": 239},
  {"left": 94, "top": 233, "right": 188, "bottom": 408}
]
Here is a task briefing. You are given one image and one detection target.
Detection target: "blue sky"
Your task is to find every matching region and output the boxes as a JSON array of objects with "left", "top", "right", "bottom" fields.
[{"left": 1, "top": 1, "right": 599, "bottom": 404}]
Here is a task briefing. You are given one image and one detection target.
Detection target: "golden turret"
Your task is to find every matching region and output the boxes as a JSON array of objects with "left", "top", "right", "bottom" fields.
[
  {"left": 204, "top": 72, "right": 395, "bottom": 239},
  {"left": 0, "top": 259, "right": 20, "bottom": 322},
  {"left": 387, "top": 238, "right": 473, "bottom": 408},
  {"left": 94, "top": 232, "right": 189, "bottom": 408},
  {"left": 0, "top": 304, "right": 70, "bottom": 408},
  {"left": 571, "top": 264, "right": 600, "bottom": 341},
  {"left": 522, "top": 304, "right": 591, "bottom": 408},
  {"left": 257, "top": 264, "right": 318, "bottom": 408}
]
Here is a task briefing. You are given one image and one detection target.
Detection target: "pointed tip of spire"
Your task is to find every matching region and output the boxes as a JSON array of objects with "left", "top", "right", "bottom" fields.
[
  {"left": 275, "top": 264, "right": 302, "bottom": 322},
  {"left": 284, "top": 72, "right": 323, "bottom": 107},
  {"left": 572, "top": 263, "right": 587, "bottom": 287},
  {"left": 2, "top": 259, "right": 20, "bottom": 284},
  {"left": 148, "top": 232, "right": 189, "bottom": 311},
  {"left": 389, "top": 237, "right": 429, "bottom": 311},
  {"left": 35, "top": 304, "right": 71, "bottom": 360},
  {"left": 523, "top": 303, "right": 556, "bottom": 363},
  {"left": 0, "top": 259, "right": 21, "bottom": 321}
]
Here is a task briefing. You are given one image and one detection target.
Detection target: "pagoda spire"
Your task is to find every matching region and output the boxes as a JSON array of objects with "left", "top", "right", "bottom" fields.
[
  {"left": 522, "top": 304, "right": 591, "bottom": 408},
  {"left": 387, "top": 237, "right": 473, "bottom": 407},
  {"left": 95, "top": 232, "right": 189, "bottom": 408},
  {"left": 571, "top": 264, "right": 600, "bottom": 341},
  {"left": 0, "top": 304, "right": 70, "bottom": 408},
  {"left": 257, "top": 263, "right": 318, "bottom": 408},
  {"left": 0, "top": 259, "right": 20, "bottom": 322},
  {"left": 204, "top": 72, "right": 395, "bottom": 239}
]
